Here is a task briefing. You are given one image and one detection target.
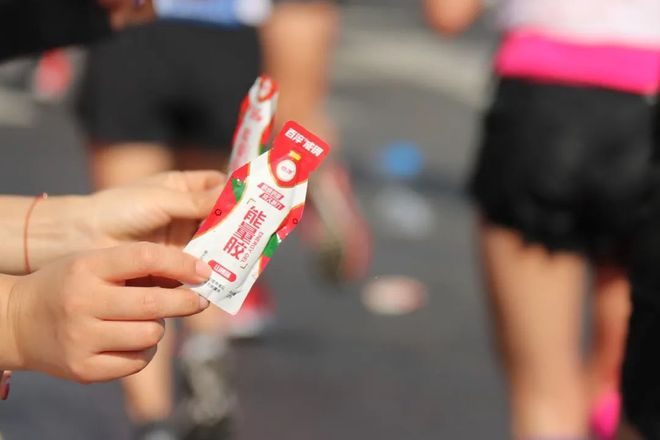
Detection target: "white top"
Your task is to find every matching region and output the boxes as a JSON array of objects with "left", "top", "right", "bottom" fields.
[{"left": 496, "top": 0, "right": 660, "bottom": 47}]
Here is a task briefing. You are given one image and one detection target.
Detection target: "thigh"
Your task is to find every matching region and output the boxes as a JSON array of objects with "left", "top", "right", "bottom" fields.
[
  {"left": 479, "top": 222, "right": 587, "bottom": 372},
  {"left": 261, "top": 0, "right": 338, "bottom": 123},
  {"left": 479, "top": 222, "right": 589, "bottom": 435},
  {"left": 481, "top": 224, "right": 587, "bottom": 438}
]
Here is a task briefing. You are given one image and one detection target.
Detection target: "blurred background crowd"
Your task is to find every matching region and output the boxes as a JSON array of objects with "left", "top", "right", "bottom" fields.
[{"left": 1, "top": 0, "right": 658, "bottom": 439}]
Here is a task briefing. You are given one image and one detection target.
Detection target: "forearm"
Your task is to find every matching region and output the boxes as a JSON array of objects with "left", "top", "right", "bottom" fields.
[
  {"left": 0, "top": 274, "right": 22, "bottom": 370},
  {"left": 0, "top": 195, "right": 92, "bottom": 274},
  {"left": 424, "top": 0, "right": 483, "bottom": 35}
]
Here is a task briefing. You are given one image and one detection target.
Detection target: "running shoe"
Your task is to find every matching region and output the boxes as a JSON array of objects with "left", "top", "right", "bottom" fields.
[
  {"left": 135, "top": 421, "right": 179, "bottom": 440},
  {"left": 32, "top": 49, "right": 72, "bottom": 102},
  {"left": 174, "top": 335, "right": 236, "bottom": 440},
  {"left": 590, "top": 388, "right": 622, "bottom": 440},
  {"left": 304, "top": 160, "right": 372, "bottom": 283}
]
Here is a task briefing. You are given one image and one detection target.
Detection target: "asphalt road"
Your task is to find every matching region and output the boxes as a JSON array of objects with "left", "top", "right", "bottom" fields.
[{"left": 0, "top": 5, "right": 510, "bottom": 439}]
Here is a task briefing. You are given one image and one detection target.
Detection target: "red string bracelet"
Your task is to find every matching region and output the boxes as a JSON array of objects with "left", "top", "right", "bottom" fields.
[{"left": 23, "top": 193, "right": 48, "bottom": 274}]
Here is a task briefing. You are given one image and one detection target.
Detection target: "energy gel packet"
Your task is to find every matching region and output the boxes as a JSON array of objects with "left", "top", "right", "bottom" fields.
[
  {"left": 228, "top": 75, "right": 279, "bottom": 173},
  {"left": 184, "top": 121, "right": 330, "bottom": 314}
]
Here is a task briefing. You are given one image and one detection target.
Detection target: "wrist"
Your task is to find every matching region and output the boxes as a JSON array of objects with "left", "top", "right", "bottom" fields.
[
  {"left": 27, "top": 195, "right": 93, "bottom": 271},
  {"left": 0, "top": 274, "right": 24, "bottom": 370}
]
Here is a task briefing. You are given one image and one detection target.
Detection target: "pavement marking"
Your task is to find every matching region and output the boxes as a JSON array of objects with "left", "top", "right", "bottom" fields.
[{"left": 0, "top": 87, "right": 36, "bottom": 127}]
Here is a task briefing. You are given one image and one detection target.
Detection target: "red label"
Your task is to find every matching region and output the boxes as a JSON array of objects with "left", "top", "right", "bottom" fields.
[
  {"left": 209, "top": 260, "right": 237, "bottom": 282},
  {"left": 258, "top": 182, "right": 286, "bottom": 210},
  {"left": 269, "top": 121, "right": 331, "bottom": 186},
  {"left": 222, "top": 205, "right": 267, "bottom": 264}
]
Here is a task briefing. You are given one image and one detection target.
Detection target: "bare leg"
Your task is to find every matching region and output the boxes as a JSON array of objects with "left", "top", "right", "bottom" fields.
[
  {"left": 588, "top": 266, "right": 630, "bottom": 439},
  {"left": 122, "top": 326, "right": 176, "bottom": 423},
  {"left": 90, "top": 142, "right": 175, "bottom": 188},
  {"left": 479, "top": 222, "right": 589, "bottom": 439},
  {"left": 262, "top": 3, "right": 372, "bottom": 282},
  {"left": 261, "top": 1, "right": 339, "bottom": 143},
  {"left": 589, "top": 265, "right": 630, "bottom": 397}
]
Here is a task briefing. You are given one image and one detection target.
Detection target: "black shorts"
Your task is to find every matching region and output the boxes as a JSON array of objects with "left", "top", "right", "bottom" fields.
[
  {"left": 470, "top": 78, "right": 655, "bottom": 260},
  {"left": 78, "top": 20, "right": 261, "bottom": 149},
  {"left": 622, "top": 103, "right": 660, "bottom": 439}
]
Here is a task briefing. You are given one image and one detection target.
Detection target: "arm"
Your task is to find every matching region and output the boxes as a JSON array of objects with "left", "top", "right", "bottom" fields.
[
  {"left": 0, "top": 274, "right": 21, "bottom": 370},
  {"left": 0, "top": 195, "right": 90, "bottom": 275},
  {"left": 423, "top": 0, "right": 483, "bottom": 35},
  {"left": 0, "top": 170, "right": 224, "bottom": 275},
  {"left": 0, "top": 243, "right": 212, "bottom": 382}
]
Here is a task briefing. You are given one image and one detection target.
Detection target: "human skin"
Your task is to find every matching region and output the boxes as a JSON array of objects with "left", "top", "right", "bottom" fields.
[{"left": 0, "top": 170, "right": 224, "bottom": 385}]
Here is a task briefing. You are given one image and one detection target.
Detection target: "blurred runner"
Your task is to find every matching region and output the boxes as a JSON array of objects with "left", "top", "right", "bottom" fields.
[
  {"left": 262, "top": 0, "right": 372, "bottom": 284},
  {"left": 33, "top": 49, "right": 74, "bottom": 102},
  {"left": 78, "top": 2, "right": 268, "bottom": 438},
  {"left": 425, "top": 0, "right": 660, "bottom": 439}
]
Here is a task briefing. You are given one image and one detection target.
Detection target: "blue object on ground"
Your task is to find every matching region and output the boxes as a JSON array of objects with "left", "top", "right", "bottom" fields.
[{"left": 379, "top": 141, "right": 424, "bottom": 180}]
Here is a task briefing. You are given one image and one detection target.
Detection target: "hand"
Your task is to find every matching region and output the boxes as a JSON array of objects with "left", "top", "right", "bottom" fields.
[
  {"left": 1, "top": 242, "right": 212, "bottom": 383},
  {"left": 88, "top": 170, "right": 224, "bottom": 250},
  {"left": 0, "top": 171, "right": 223, "bottom": 275}
]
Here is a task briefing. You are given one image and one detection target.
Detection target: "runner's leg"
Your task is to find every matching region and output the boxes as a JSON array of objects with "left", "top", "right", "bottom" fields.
[{"left": 480, "top": 222, "right": 589, "bottom": 438}]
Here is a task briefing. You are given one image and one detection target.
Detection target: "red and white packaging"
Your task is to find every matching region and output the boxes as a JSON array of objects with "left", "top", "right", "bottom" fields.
[
  {"left": 227, "top": 75, "right": 278, "bottom": 174},
  {"left": 184, "top": 121, "right": 330, "bottom": 314}
]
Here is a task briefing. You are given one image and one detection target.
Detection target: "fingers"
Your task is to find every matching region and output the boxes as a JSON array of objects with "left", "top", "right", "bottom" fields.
[
  {"left": 93, "top": 320, "right": 166, "bottom": 352},
  {"left": 96, "top": 285, "right": 209, "bottom": 320},
  {"left": 160, "top": 187, "right": 220, "bottom": 221},
  {"left": 85, "top": 348, "right": 157, "bottom": 382},
  {"left": 143, "top": 171, "right": 224, "bottom": 221},
  {"left": 150, "top": 170, "right": 225, "bottom": 192},
  {"left": 180, "top": 170, "right": 225, "bottom": 192},
  {"left": 91, "top": 242, "right": 212, "bottom": 284}
]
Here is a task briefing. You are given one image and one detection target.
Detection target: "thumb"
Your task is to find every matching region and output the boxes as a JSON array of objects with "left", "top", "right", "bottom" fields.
[
  {"left": 180, "top": 170, "right": 225, "bottom": 192},
  {"left": 159, "top": 187, "right": 221, "bottom": 221}
]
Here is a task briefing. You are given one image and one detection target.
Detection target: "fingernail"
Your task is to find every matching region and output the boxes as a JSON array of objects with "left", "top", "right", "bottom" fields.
[
  {"left": 195, "top": 259, "right": 212, "bottom": 280},
  {"left": 199, "top": 296, "right": 210, "bottom": 309}
]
